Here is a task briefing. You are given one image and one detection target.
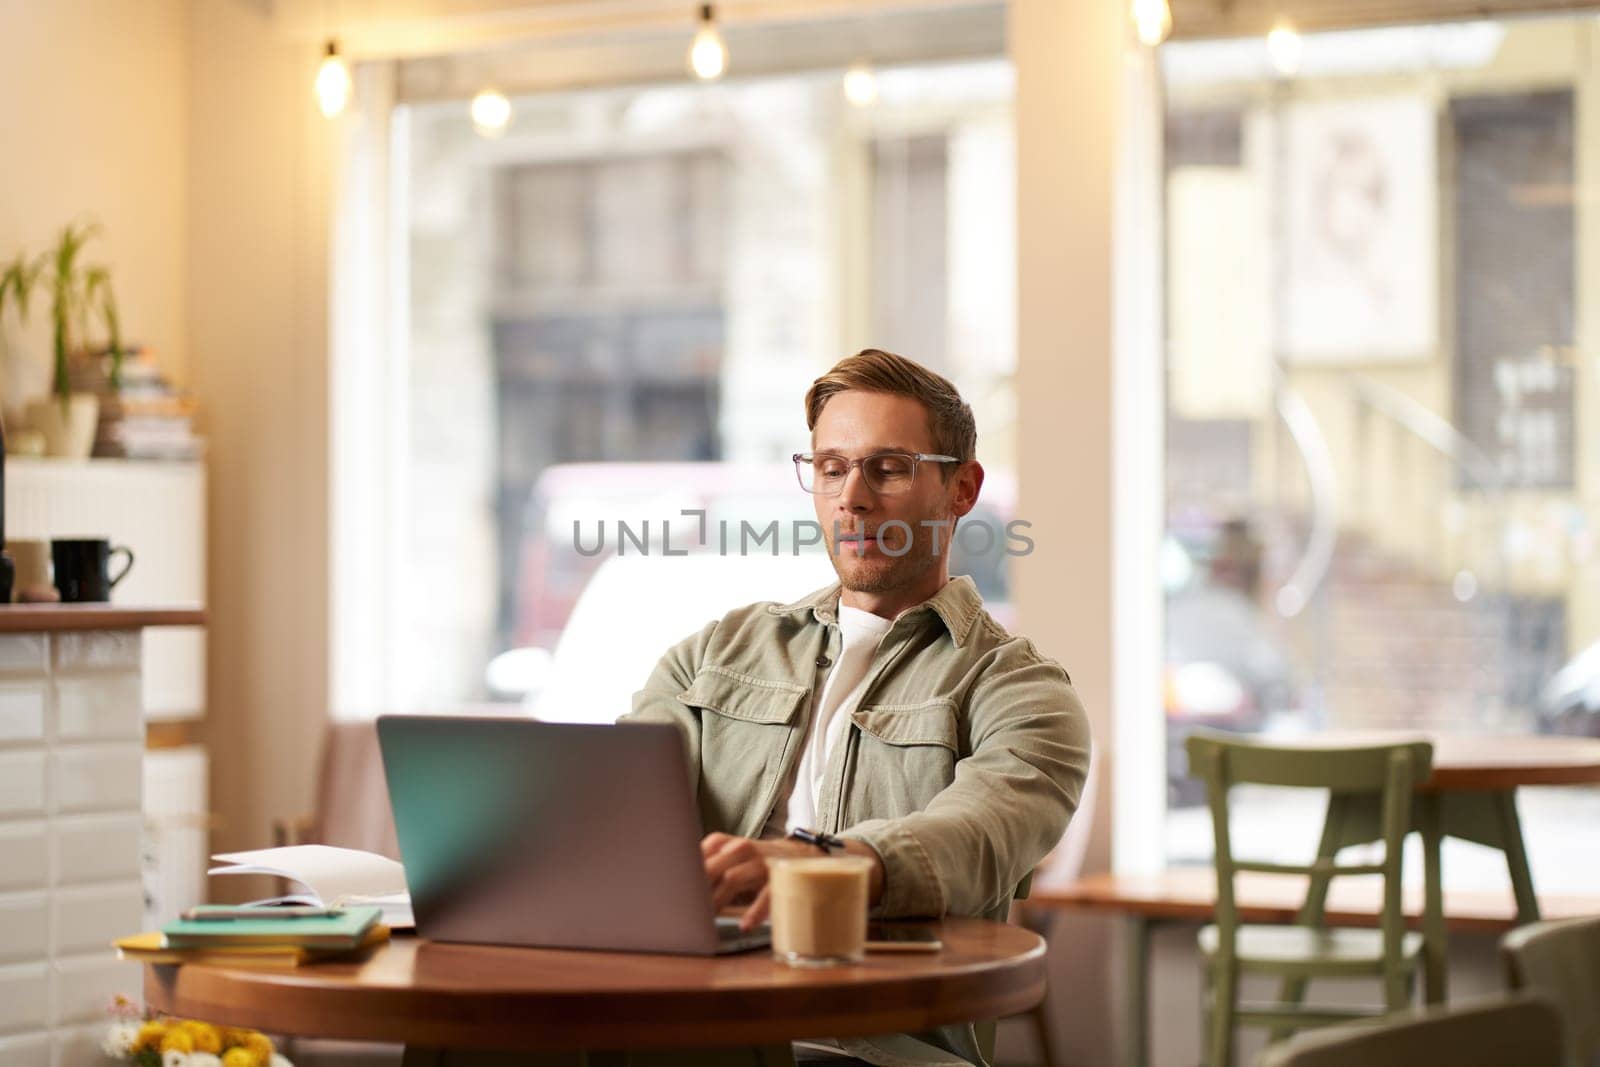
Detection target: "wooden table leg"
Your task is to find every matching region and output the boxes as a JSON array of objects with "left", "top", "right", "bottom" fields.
[
  {"left": 1438, "top": 790, "right": 1542, "bottom": 925},
  {"left": 1120, "top": 913, "right": 1151, "bottom": 1067},
  {"left": 1492, "top": 791, "right": 1541, "bottom": 924}
]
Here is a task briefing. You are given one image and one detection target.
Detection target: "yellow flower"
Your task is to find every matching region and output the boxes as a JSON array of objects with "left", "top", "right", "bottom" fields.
[
  {"left": 182, "top": 1020, "right": 224, "bottom": 1053},
  {"left": 221, "top": 1048, "right": 258, "bottom": 1067},
  {"left": 222, "top": 1027, "right": 256, "bottom": 1049},
  {"left": 243, "top": 1031, "right": 275, "bottom": 1060},
  {"left": 159, "top": 1027, "right": 196, "bottom": 1054},
  {"left": 134, "top": 1021, "right": 168, "bottom": 1052}
]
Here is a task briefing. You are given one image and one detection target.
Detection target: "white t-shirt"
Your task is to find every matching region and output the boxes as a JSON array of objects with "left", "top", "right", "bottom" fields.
[{"left": 764, "top": 601, "right": 894, "bottom": 838}]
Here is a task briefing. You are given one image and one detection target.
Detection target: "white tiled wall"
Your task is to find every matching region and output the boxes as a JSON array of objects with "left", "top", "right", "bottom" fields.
[
  {"left": 0, "top": 630, "right": 145, "bottom": 1066},
  {"left": 0, "top": 1030, "right": 50, "bottom": 1067}
]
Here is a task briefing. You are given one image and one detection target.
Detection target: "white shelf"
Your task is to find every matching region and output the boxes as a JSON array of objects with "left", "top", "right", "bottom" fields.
[{"left": 3, "top": 457, "right": 206, "bottom": 720}]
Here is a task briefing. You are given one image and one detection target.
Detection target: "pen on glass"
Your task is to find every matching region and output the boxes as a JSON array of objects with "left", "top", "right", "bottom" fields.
[{"left": 179, "top": 906, "right": 345, "bottom": 921}]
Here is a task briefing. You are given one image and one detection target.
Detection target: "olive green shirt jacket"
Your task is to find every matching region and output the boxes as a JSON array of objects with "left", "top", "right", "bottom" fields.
[{"left": 622, "top": 574, "right": 1092, "bottom": 1066}]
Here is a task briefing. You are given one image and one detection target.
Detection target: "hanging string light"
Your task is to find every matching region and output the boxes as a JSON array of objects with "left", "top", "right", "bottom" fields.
[
  {"left": 688, "top": 4, "right": 728, "bottom": 81},
  {"left": 842, "top": 61, "right": 878, "bottom": 108},
  {"left": 316, "top": 39, "right": 352, "bottom": 118},
  {"left": 1130, "top": 0, "right": 1172, "bottom": 47},
  {"left": 1267, "top": 21, "right": 1303, "bottom": 75},
  {"left": 471, "top": 88, "right": 512, "bottom": 138}
]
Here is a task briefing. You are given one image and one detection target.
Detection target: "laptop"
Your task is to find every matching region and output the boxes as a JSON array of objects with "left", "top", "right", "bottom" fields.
[{"left": 375, "top": 714, "right": 771, "bottom": 956}]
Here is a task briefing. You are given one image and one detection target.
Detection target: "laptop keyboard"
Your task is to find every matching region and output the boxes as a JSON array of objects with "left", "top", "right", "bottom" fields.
[{"left": 715, "top": 916, "right": 771, "bottom": 950}]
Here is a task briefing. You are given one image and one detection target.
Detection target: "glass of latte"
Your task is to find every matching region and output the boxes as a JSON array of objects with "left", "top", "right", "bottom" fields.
[{"left": 766, "top": 855, "right": 874, "bottom": 967}]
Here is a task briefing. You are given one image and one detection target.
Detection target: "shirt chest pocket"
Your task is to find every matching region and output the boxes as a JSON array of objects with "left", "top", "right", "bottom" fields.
[
  {"left": 844, "top": 699, "right": 961, "bottom": 820},
  {"left": 676, "top": 666, "right": 809, "bottom": 836}
]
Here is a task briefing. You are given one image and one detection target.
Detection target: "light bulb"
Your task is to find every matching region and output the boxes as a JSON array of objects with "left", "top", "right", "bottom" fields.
[
  {"left": 842, "top": 62, "right": 878, "bottom": 108},
  {"left": 316, "top": 39, "right": 352, "bottom": 118},
  {"left": 688, "top": 5, "right": 728, "bottom": 81},
  {"left": 1130, "top": 0, "right": 1172, "bottom": 47},
  {"left": 1267, "top": 22, "right": 1303, "bottom": 75},
  {"left": 471, "top": 88, "right": 512, "bottom": 138}
]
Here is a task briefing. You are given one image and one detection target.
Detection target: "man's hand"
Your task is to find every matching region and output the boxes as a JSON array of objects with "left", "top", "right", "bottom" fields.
[{"left": 701, "top": 832, "right": 886, "bottom": 932}]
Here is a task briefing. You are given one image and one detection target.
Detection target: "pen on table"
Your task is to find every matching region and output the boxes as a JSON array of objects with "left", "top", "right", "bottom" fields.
[{"left": 179, "top": 906, "right": 345, "bottom": 921}]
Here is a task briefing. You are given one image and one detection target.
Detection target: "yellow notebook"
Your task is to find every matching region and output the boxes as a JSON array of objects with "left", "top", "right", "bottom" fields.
[{"left": 116, "top": 923, "right": 389, "bottom": 968}]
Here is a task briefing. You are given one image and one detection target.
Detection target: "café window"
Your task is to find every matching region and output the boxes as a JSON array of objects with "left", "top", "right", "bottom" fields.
[
  {"left": 332, "top": 8, "right": 1019, "bottom": 721},
  {"left": 1159, "top": 14, "right": 1598, "bottom": 892}
]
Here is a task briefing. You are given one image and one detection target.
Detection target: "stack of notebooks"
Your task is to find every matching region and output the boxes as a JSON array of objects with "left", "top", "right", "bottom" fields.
[
  {"left": 117, "top": 845, "right": 414, "bottom": 968},
  {"left": 117, "top": 906, "right": 389, "bottom": 969}
]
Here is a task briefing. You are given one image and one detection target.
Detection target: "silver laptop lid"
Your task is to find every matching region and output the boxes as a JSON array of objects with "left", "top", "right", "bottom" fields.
[{"left": 376, "top": 715, "right": 723, "bottom": 955}]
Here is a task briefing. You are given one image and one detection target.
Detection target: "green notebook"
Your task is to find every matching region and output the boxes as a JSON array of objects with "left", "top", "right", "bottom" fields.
[{"left": 162, "top": 906, "right": 382, "bottom": 950}]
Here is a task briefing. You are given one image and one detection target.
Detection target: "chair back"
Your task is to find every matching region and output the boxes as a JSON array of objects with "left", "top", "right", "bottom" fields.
[
  {"left": 312, "top": 720, "right": 401, "bottom": 859},
  {"left": 1184, "top": 732, "right": 1433, "bottom": 965},
  {"left": 1503, "top": 914, "right": 1600, "bottom": 1067},
  {"left": 1257, "top": 994, "right": 1564, "bottom": 1067}
]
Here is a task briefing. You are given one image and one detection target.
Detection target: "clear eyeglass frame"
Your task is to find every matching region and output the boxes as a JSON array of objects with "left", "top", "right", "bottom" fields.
[{"left": 792, "top": 450, "right": 961, "bottom": 495}]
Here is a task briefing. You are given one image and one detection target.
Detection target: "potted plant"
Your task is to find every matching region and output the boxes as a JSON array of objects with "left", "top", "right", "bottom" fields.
[
  {"left": 0, "top": 221, "right": 123, "bottom": 459},
  {"left": 0, "top": 248, "right": 41, "bottom": 428}
]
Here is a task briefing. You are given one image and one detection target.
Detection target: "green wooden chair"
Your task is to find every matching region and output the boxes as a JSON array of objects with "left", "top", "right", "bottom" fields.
[
  {"left": 1502, "top": 914, "right": 1600, "bottom": 1067},
  {"left": 1256, "top": 994, "right": 1564, "bottom": 1067},
  {"left": 1185, "top": 733, "right": 1434, "bottom": 1067}
]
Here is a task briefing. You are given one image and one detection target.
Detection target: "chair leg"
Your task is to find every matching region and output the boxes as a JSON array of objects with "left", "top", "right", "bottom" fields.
[
  {"left": 1418, "top": 794, "right": 1449, "bottom": 1004},
  {"left": 1383, "top": 967, "right": 1409, "bottom": 1014},
  {"left": 1207, "top": 959, "right": 1236, "bottom": 1067}
]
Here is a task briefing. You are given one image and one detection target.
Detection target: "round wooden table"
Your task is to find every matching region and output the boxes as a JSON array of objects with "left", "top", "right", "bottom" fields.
[{"left": 144, "top": 918, "right": 1044, "bottom": 1062}]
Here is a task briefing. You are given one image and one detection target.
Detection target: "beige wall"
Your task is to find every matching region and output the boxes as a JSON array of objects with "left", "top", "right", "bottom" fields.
[
  {"left": 186, "top": 0, "right": 332, "bottom": 859},
  {"left": 0, "top": 0, "right": 191, "bottom": 398}
]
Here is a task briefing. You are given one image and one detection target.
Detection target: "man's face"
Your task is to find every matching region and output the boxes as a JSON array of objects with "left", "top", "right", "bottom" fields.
[{"left": 809, "top": 390, "right": 980, "bottom": 598}]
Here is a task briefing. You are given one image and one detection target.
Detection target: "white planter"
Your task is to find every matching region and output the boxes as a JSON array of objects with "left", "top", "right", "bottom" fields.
[{"left": 27, "top": 394, "right": 99, "bottom": 459}]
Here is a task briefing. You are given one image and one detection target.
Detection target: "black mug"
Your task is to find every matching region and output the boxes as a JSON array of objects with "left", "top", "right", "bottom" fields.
[{"left": 51, "top": 539, "right": 134, "bottom": 603}]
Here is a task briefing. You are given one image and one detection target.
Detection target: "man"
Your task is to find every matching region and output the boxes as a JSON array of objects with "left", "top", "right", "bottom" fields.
[{"left": 623, "top": 349, "right": 1091, "bottom": 1066}]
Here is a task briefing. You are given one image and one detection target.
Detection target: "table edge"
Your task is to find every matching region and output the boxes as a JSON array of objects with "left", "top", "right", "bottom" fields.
[{"left": 143, "top": 929, "right": 1048, "bottom": 1050}]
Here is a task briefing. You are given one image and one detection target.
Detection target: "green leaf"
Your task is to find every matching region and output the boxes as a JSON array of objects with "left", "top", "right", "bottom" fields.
[
  {"left": 13, "top": 253, "right": 43, "bottom": 322},
  {"left": 0, "top": 251, "right": 42, "bottom": 324}
]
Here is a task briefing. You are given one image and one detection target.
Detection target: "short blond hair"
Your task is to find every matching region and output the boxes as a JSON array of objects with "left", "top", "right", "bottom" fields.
[{"left": 804, "top": 349, "right": 977, "bottom": 469}]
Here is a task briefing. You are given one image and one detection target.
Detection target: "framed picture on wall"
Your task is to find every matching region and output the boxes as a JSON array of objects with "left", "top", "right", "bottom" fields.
[{"left": 1271, "top": 94, "right": 1438, "bottom": 363}]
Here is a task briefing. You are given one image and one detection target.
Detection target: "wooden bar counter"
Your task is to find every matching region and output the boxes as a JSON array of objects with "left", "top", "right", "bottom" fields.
[{"left": 0, "top": 603, "right": 204, "bottom": 632}]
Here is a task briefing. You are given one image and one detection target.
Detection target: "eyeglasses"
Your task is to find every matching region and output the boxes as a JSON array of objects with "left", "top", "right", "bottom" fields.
[{"left": 792, "top": 450, "right": 960, "bottom": 495}]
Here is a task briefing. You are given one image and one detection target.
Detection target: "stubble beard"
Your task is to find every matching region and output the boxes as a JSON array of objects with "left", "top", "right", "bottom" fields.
[{"left": 828, "top": 509, "right": 952, "bottom": 596}]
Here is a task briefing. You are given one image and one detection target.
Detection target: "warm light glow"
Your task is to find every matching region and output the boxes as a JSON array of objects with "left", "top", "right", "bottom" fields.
[
  {"left": 316, "top": 40, "right": 352, "bottom": 118},
  {"left": 1267, "top": 22, "right": 1303, "bottom": 75},
  {"left": 471, "top": 88, "right": 512, "bottom": 138},
  {"left": 1131, "top": 0, "right": 1172, "bottom": 47},
  {"left": 842, "top": 62, "right": 878, "bottom": 107},
  {"left": 688, "top": 5, "right": 728, "bottom": 81}
]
